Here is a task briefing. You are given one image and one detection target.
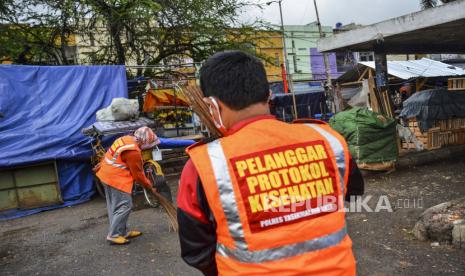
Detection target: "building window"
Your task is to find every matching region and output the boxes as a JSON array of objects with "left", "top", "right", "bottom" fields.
[
  {"left": 292, "top": 40, "right": 295, "bottom": 49},
  {"left": 359, "top": 52, "right": 374, "bottom": 62},
  {"left": 298, "top": 48, "right": 306, "bottom": 51},
  {"left": 274, "top": 53, "right": 280, "bottom": 67},
  {"left": 336, "top": 52, "right": 355, "bottom": 73}
]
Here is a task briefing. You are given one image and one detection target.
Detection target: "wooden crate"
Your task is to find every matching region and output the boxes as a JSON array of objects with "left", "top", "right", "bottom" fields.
[
  {"left": 434, "top": 118, "right": 465, "bottom": 130},
  {"left": 403, "top": 118, "right": 465, "bottom": 150},
  {"left": 401, "top": 142, "right": 414, "bottom": 150},
  {"left": 448, "top": 78, "right": 465, "bottom": 91},
  {"left": 358, "top": 161, "right": 395, "bottom": 171}
]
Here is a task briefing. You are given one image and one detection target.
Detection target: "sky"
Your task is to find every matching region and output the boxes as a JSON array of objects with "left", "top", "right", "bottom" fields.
[{"left": 244, "top": 0, "right": 423, "bottom": 27}]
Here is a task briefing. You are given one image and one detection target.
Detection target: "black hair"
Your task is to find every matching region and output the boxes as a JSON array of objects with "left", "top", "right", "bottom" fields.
[{"left": 199, "top": 50, "right": 270, "bottom": 110}]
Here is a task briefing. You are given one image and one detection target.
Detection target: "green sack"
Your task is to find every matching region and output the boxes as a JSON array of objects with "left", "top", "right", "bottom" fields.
[{"left": 329, "top": 107, "right": 398, "bottom": 163}]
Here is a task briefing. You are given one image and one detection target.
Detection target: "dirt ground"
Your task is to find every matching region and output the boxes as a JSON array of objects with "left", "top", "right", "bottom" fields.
[{"left": 1, "top": 157, "right": 465, "bottom": 276}]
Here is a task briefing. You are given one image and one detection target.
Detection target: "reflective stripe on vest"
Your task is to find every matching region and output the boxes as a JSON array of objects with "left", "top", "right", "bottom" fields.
[
  {"left": 206, "top": 125, "right": 348, "bottom": 263},
  {"left": 207, "top": 141, "right": 248, "bottom": 251},
  {"left": 305, "top": 124, "right": 346, "bottom": 195},
  {"left": 217, "top": 226, "right": 347, "bottom": 263},
  {"left": 104, "top": 143, "right": 137, "bottom": 171},
  {"left": 104, "top": 157, "right": 128, "bottom": 170},
  {"left": 110, "top": 144, "right": 137, "bottom": 162}
]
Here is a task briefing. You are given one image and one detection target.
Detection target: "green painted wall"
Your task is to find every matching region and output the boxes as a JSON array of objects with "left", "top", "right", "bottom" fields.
[{"left": 283, "top": 23, "right": 333, "bottom": 81}]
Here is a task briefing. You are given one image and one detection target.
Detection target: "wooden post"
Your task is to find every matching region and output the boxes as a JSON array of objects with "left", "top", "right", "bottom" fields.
[
  {"left": 373, "top": 44, "right": 396, "bottom": 118},
  {"left": 374, "top": 44, "right": 388, "bottom": 90},
  {"left": 357, "top": 67, "right": 369, "bottom": 82},
  {"left": 368, "top": 77, "right": 379, "bottom": 113}
]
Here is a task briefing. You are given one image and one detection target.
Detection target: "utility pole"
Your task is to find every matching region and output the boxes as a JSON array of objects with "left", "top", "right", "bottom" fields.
[
  {"left": 268, "top": 0, "right": 298, "bottom": 119},
  {"left": 313, "top": 0, "right": 334, "bottom": 112}
]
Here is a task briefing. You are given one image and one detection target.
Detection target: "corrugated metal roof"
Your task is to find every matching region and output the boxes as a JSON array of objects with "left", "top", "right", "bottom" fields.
[{"left": 360, "top": 58, "right": 465, "bottom": 80}]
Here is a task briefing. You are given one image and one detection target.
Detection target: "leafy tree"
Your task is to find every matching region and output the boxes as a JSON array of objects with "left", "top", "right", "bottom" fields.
[
  {"left": 420, "top": 0, "right": 458, "bottom": 9},
  {"left": 80, "top": 0, "right": 266, "bottom": 67},
  {"left": 1, "top": 0, "right": 267, "bottom": 66},
  {"left": 420, "top": 0, "right": 438, "bottom": 9},
  {"left": 0, "top": 0, "right": 85, "bottom": 64}
]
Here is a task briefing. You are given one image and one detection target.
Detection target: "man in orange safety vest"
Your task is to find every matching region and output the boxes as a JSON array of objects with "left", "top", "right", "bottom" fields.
[{"left": 177, "top": 51, "right": 364, "bottom": 275}]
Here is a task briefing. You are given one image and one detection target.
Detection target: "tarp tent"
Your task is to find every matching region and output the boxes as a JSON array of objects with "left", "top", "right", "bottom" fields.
[
  {"left": 270, "top": 90, "right": 328, "bottom": 122},
  {"left": 400, "top": 88, "right": 465, "bottom": 132},
  {"left": 0, "top": 65, "right": 128, "bottom": 219}
]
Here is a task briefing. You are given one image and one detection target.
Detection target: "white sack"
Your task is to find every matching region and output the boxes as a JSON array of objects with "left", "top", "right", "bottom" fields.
[{"left": 96, "top": 98, "right": 139, "bottom": 121}]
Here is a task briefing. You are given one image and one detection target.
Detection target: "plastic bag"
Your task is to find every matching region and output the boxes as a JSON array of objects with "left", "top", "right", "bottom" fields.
[
  {"left": 96, "top": 98, "right": 139, "bottom": 121},
  {"left": 348, "top": 79, "right": 369, "bottom": 108}
]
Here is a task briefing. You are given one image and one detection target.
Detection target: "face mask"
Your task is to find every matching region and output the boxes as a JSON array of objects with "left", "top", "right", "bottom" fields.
[{"left": 208, "top": 97, "right": 227, "bottom": 135}]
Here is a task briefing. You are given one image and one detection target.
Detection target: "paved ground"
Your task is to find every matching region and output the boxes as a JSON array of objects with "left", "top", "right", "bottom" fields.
[{"left": 1, "top": 157, "right": 465, "bottom": 276}]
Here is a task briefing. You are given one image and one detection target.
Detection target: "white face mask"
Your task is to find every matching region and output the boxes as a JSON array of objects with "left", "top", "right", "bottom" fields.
[{"left": 208, "top": 97, "right": 227, "bottom": 134}]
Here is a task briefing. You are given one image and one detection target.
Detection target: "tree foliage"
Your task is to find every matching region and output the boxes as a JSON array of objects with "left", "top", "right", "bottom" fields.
[
  {"left": 0, "top": 0, "right": 266, "bottom": 65},
  {"left": 420, "top": 0, "right": 458, "bottom": 9},
  {"left": 420, "top": 0, "right": 438, "bottom": 9},
  {"left": 0, "top": 0, "right": 86, "bottom": 64}
]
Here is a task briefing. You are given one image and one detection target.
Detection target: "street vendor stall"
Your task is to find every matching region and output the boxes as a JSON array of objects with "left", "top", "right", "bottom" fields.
[
  {"left": 142, "top": 81, "right": 196, "bottom": 137},
  {"left": 334, "top": 59, "right": 465, "bottom": 159},
  {"left": 400, "top": 89, "right": 465, "bottom": 150},
  {"left": 270, "top": 82, "right": 329, "bottom": 122}
]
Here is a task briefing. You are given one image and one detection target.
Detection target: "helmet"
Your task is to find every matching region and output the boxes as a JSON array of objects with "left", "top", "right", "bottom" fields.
[{"left": 134, "top": 126, "right": 160, "bottom": 150}]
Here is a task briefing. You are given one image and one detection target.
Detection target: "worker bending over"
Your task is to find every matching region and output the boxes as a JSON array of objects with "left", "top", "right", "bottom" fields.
[
  {"left": 97, "top": 126, "right": 158, "bottom": 245},
  {"left": 177, "top": 51, "right": 364, "bottom": 275}
]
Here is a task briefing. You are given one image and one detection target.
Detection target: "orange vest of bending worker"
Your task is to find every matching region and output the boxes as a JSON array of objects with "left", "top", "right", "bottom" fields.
[
  {"left": 97, "top": 136, "right": 141, "bottom": 194},
  {"left": 187, "top": 118, "right": 355, "bottom": 276}
]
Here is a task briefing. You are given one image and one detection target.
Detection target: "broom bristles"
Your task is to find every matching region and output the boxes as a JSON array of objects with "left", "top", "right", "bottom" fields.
[
  {"left": 181, "top": 85, "right": 223, "bottom": 139},
  {"left": 152, "top": 191, "right": 178, "bottom": 232}
]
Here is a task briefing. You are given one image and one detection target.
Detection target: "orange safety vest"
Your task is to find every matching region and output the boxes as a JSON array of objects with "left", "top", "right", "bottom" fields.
[
  {"left": 187, "top": 118, "right": 355, "bottom": 275},
  {"left": 96, "top": 135, "right": 141, "bottom": 194}
]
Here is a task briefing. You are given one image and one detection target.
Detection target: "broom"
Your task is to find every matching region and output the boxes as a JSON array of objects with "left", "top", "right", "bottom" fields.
[
  {"left": 181, "top": 85, "right": 223, "bottom": 139},
  {"left": 144, "top": 171, "right": 179, "bottom": 232},
  {"left": 151, "top": 190, "right": 178, "bottom": 232}
]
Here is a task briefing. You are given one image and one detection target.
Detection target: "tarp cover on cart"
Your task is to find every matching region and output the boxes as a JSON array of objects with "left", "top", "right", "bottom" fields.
[{"left": 0, "top": 65, "right": 127, "bottom": 219}]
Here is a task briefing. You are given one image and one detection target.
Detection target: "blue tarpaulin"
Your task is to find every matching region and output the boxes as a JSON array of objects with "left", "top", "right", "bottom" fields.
[
  {"left": 0, "top": 65, "right": 128, "bottom": 219},
  {"left": 159, "top": 138, "right": 195, "bottom": 148}
]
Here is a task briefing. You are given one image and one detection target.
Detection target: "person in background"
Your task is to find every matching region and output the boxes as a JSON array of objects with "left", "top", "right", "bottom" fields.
[
  {"left": 97, "top": 126, "right": 159, "bottom": 245},
  {"left": 177, "top": 51, "right": 364, "bottom": 275},
  {"left": 400, "top": 83, "right": 413, "bottom": 100}
]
